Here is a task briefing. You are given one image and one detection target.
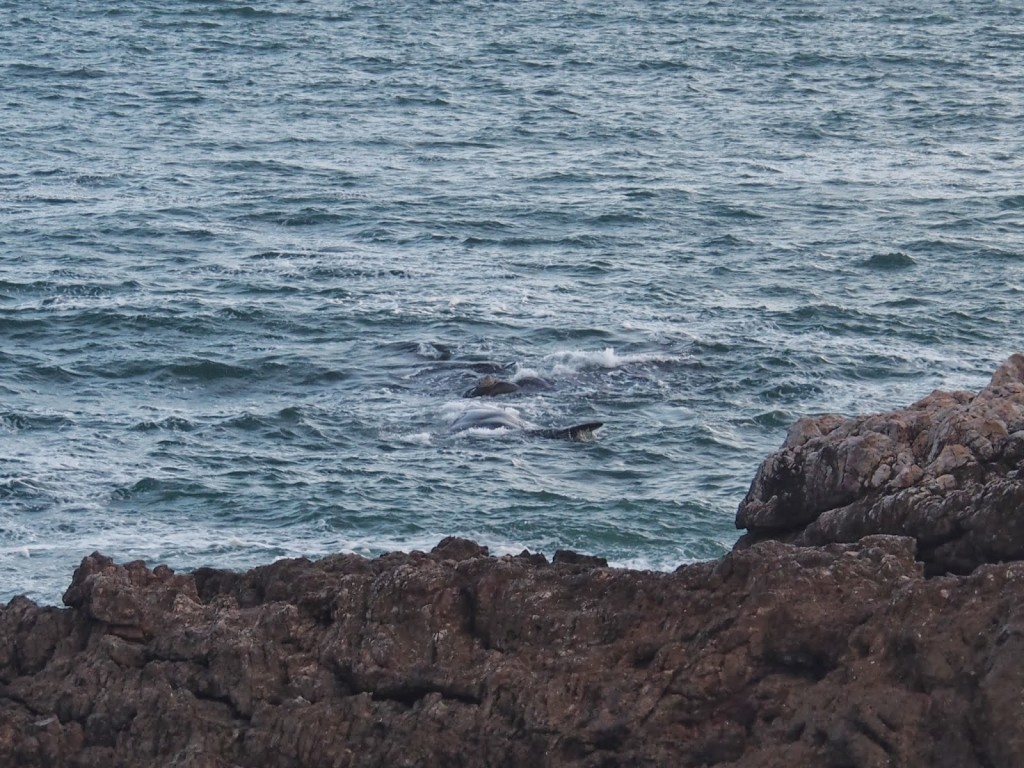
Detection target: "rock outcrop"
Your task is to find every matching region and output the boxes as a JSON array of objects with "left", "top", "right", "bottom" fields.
[
  {"left": 3, "top": 535, "right": 1024, "bottom": 767},
  {"left": 736, "top": 353, "right": 1024, "bottom": 574}
]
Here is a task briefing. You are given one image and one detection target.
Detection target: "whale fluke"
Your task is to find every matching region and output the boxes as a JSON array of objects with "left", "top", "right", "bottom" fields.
[{"left": 526, "top": 422, "right": 604, "bottom": 442}]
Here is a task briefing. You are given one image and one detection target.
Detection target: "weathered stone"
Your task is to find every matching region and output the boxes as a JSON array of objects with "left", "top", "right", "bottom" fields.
[
  {"left": 0, "top": 535, "right": 1023, "bottom": 767},
  {"left": 737, "top": 354, "right": 1024, "bottom": 574}
]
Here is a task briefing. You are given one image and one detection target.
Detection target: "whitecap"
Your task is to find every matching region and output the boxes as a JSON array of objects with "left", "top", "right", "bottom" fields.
[
  {"left": 544, "top": 346, "right": 680, "bottom": 375},
  {"left": 415, "top": 342, "right": 445, "bottom": 360},
  {"left": 398, "top": 431, "right": 433, "bottom": 445}
]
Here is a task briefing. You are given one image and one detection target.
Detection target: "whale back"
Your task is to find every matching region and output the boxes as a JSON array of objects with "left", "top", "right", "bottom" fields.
[
  {"left": 464, "top": 375, "right": 554, "bottom": 398},
  {"left": 449, "top": 404, "right": 603, "bottom": 442},
  {"left": 448, "top": 406, "right": 526, "bottom": 433},
  {"left": 464, "top": 375, "right": 520, "bottom": 398}
]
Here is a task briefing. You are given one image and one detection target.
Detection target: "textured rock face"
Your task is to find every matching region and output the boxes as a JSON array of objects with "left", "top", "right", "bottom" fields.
[
  {"left": 3, "top": 535, "right": 1024, "bottom": 767},
  {"left": 736, "top": 353, "right": 1024, "bottom": 574}
]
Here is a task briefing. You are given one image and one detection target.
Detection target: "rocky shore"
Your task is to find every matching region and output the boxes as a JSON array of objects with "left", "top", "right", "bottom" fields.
[
  {"left": 736, "top": 353, "right": 1024, "bottom": 575},
  {"left": 5, "top": 356, "right": 1024, "bottom": 767}
]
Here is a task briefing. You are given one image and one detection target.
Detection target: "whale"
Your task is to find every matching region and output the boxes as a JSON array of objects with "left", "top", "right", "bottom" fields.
[
  {"left": 463, "top": 374, "right": 555, "bottom": 398},
  {"left": 448, "top": 405, "right": 603, "bottom": 442}
]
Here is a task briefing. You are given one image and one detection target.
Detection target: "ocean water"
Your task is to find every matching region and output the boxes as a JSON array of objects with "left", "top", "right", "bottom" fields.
[{"left": 3, "top": 0, "right": 1023, "bottom": 604}]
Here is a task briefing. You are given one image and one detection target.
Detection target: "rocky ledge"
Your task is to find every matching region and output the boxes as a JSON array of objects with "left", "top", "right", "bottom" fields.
[
  {"left": 737, "top": 353, "right": 1024, "bottom": 575},
  {"left": 5, "top": 356, "right": 1024, "bottom": 767}
]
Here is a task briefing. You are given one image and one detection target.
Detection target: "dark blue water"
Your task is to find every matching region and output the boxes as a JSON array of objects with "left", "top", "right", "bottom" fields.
[{"left": 3, "top": 0, "right": 1023, "bottom": 603}]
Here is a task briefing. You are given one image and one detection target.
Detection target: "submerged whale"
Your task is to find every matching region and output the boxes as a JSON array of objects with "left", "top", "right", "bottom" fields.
[
  {"left": 464, "top": 375, "right": 554, "bottom": 398},
  {"left": 449, "top": 405, "right": 603, "bottom": 442}
]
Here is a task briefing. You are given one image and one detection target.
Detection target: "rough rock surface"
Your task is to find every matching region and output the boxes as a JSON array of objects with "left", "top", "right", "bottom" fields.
[
  {"left": 3, "top": 534, "right": 1024, "bottom": 767},
  {"left": 736, "top": 353, "right": 1024, "bottom": 574}
]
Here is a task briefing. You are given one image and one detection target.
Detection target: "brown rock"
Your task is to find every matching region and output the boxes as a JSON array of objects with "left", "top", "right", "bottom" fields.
[
  {"left": 737, "top": 354, "right": 1024, "bottom": 574},
  {"left": 1, "top": 535, "right": 1024, "bottom": 766}
]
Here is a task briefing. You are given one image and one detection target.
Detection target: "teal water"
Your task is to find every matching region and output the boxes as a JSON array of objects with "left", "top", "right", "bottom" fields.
[{"left": 2, "top": 0, "right": 1023, "bottom": 603}]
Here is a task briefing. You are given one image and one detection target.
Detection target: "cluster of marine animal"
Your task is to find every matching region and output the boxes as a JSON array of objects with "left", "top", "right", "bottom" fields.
[{"left": 451, "top": 374, "right": 604, "bottom": 442}]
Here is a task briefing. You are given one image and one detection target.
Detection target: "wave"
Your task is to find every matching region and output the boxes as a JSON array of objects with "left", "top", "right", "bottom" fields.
[
  {"left": 0, "top": 411, "right": 75, "bottom": 431},
  {"left": 241, "top": 208, "right": 352, "bottom": 227},
  {"left": 863, "top": 252, "right": 917, "bottom": 269},
  {"left": 166, "top": 359, "right": 253, "bottom": 381},
  {"left": 543, "top": 347, "right": 681, "bottom": 375},
  {"left": 129, "top": 416, "right": 197, "bottom": 433},
  {"left": 111, "top": 477, "right": 220, "bottom": 502},
  {"left": 0, "top": 477, "right": 50, "bottom": 500}
]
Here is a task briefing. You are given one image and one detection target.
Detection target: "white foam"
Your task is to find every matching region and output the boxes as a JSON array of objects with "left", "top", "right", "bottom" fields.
[
  {"left": 511, "top": 366, "right": 543, "bottom": 381},
  {"left": 607, "top": 554, "right": 688, "bottom": 573},
  {"left": 398, "top": 431, "right": 433, "bottom": 445},
  {"left": 415, "top": 342, "right": 444, "bottom": 359},
  {"left": 450, "top": 425, "right": 516, "bottom": 439},
  {"left": 440, "top": 399, "right": 522, "bottom": 421},
  {"left": 543, "top": 346, "right": 680, "bottom": 375}
]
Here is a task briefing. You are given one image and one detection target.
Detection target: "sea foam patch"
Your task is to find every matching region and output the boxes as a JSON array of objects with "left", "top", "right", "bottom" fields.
[{"left": 544, "top": 347, "right": 680, "bottom": 376}]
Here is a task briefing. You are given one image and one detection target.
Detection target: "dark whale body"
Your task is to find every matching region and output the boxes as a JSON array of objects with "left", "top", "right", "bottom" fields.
[
  {"left": 463, "top": 375, "right": 554, "bottom": 398},
  {"left": 449, "top": 406, "right": 603, "bottom": 442}
]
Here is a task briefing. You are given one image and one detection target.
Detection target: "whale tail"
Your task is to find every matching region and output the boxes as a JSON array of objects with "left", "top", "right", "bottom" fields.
[{"left": 526, "top": 422, "right": 604, "bottom": 442}]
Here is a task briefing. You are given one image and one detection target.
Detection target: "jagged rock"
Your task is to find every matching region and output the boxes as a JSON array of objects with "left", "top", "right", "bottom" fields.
[
  {"left": 2, "top": 536, "right": 1024, "bottom": 767},
  {"left": 736, "top": 353, "right": 1024, "bottom": 574},
  {"left": 551, "top": 549, "right": 609, "bottom": 567}
]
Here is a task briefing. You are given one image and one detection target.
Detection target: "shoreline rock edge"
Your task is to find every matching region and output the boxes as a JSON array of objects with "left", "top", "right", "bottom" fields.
[
  {"left": 6, "top": 356, "right": 1024, "bottom": 766},
  {"left": 736, "top": 353, "right": 1024, "bottom": 575}
]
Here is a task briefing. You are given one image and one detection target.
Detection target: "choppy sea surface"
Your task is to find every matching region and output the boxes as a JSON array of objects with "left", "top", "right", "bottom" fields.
[{"left": 3, "top": 0, "right": 1023, "bottom": 604}]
